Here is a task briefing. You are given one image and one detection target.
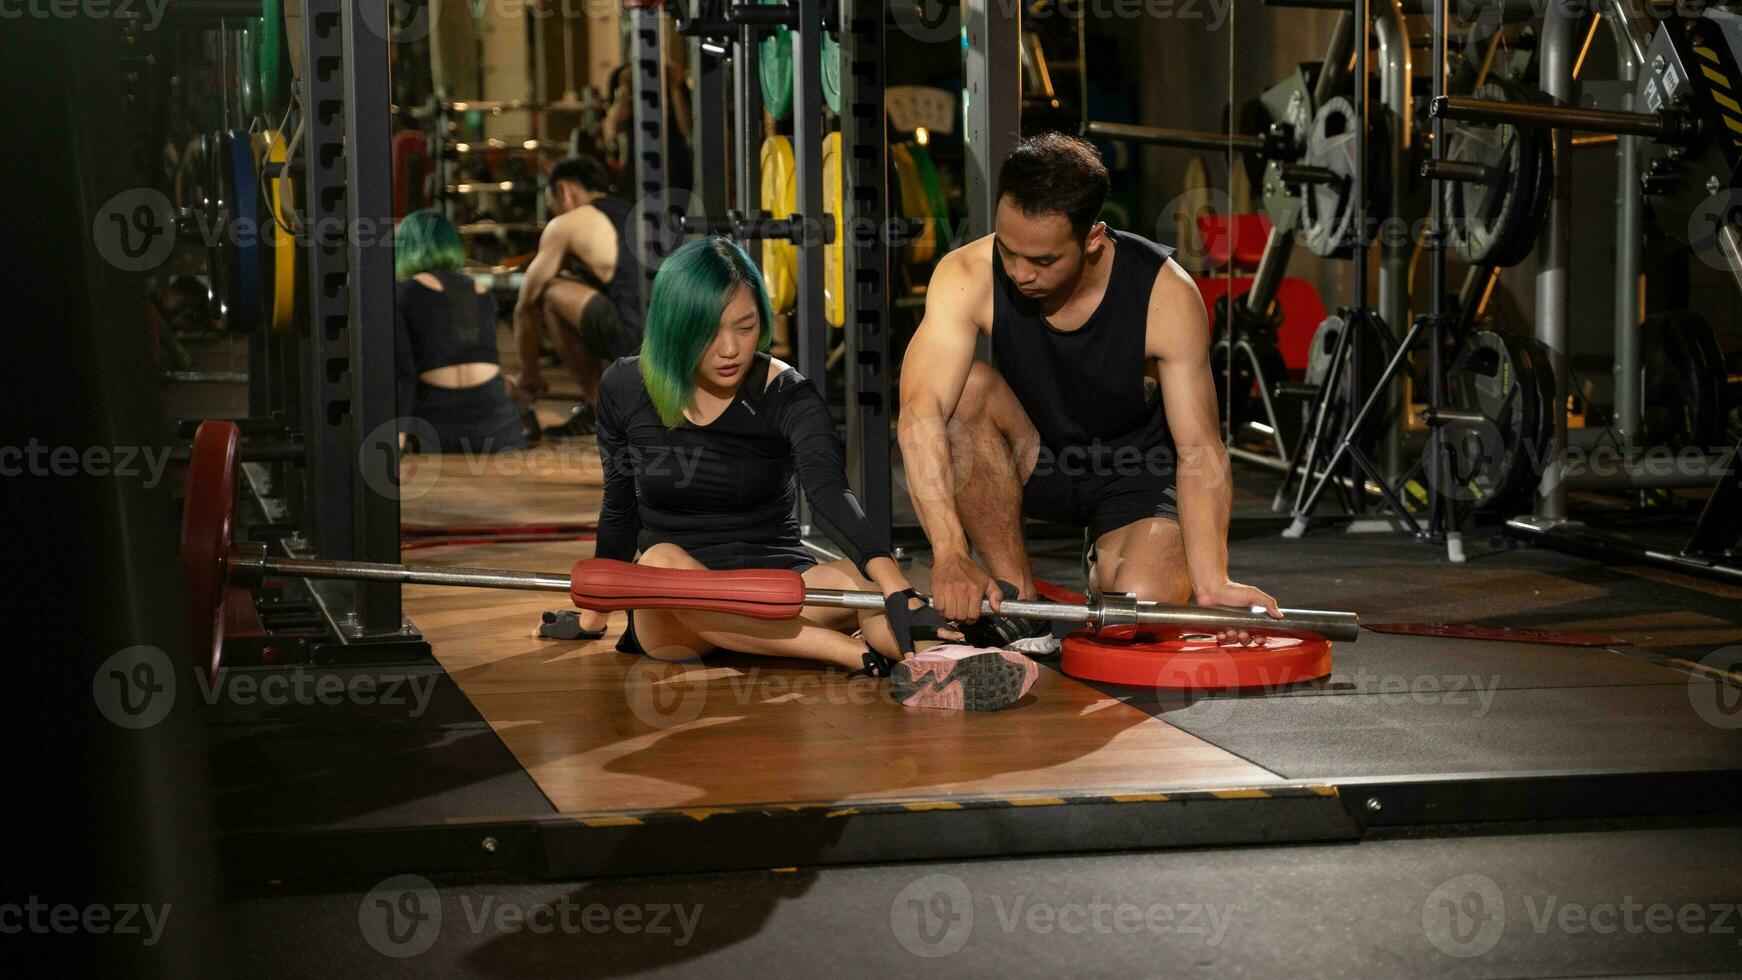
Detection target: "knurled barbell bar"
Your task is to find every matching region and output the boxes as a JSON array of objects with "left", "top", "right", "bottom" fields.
[{"left": 182, "top": 421, "right": 1358, "bottom": 684}]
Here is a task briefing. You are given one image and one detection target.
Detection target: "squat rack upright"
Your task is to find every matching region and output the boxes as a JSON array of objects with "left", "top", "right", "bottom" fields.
[{"left": 647, "top": 0, "right": 897, "bottom": 538}]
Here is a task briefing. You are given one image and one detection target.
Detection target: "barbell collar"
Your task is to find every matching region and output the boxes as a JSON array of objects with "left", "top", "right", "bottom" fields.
[
  {"left": 229, "top": 541, "right": 268, "bottom": 587},
  {"left": 1096, "top": 594, "right": 1141, "bottom": 630}
]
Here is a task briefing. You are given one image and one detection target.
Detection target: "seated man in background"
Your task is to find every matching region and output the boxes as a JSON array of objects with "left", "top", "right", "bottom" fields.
[
  {"left": 394, "top": 210, "right": 526, "bottom": 453},
  {"left": 514, "top": 155, "right": 646, "bottom": 435},
  {"left": 898, "top": 133, "right": 1279, "bottom": 652}
]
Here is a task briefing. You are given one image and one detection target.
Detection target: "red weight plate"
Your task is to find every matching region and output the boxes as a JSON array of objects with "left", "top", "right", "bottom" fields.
[
  {"left": 1061, "top": 625, "right": 1332, "bottom": 691},
  {"left": 182, "top": 420, "right": 240, "bottom": 682}
]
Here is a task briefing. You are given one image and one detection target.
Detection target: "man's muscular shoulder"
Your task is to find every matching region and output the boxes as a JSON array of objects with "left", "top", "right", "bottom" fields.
[
  {"left": 1145, "top": 255, "right": 1209, "bottom": 359},
  {"left": 935, "top": 234, "right": 995, "bottom": 282},
  {"left": 929, "top": 235, "right": 996, "bottom": 333},
  {"left": 548, "top": 203, "right": 612, "bottom": 243}
]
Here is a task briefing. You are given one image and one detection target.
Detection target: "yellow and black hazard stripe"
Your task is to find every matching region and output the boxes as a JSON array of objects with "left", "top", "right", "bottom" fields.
[{"left": 1687, "top": 23, "right": 1742, "bottom": 154}]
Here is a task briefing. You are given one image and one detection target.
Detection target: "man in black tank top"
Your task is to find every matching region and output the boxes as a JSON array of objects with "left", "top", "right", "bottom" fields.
[
  {"left": 514, "top": 155, "right": 646, "bottom": 433},
  {"left": 898, "top": 134, "right": 1282, "bottom": 643}
]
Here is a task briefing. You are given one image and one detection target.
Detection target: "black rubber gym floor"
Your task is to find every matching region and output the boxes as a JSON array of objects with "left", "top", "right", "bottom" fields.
[
  {"left": 208, "top": 663, "right": 554, "bottom": 830},
  {"left": 222, "top": 816, "right": 1742, "bottom": 978},
  {"left": 1149, "top": 684, "right": 1737, "bottom": 778},
  {"left": 1020, "top": 489, "right": 1742, "bottom": 782}
]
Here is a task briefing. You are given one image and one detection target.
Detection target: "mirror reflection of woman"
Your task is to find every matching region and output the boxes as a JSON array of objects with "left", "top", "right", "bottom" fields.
[
  {"left": 393, "top": 210, "right": 528, "bottom": 453},
  {"left": 579, "top": 238, "right": 1037, "bottom": 711}
]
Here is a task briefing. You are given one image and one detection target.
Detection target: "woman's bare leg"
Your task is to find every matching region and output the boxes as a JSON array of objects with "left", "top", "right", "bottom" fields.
[{"left": 630, "top": 545, "right": 871, "bottom": 670}]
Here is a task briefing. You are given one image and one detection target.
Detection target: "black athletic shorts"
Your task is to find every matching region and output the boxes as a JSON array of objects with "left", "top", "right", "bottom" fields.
[
  {"left": 576, "top": 293, "right": 639, "bottom": 360},
  {"left": 1020, "top": 445, "right": 1180, "bottom": 543},
  {"left": 614, "top": 536, "right": 815, "bottom": 656}
]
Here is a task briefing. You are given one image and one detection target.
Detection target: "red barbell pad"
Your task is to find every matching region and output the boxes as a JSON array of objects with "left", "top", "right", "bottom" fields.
[
  {"left": 182, "top": 420, "right": 240, "bottom": 682},
  {"left": 1061, "top": 625, "right": 1332, "bottom": 691},
  {"left": 569, "top": 558, "right": 807, "bottom": 620}
]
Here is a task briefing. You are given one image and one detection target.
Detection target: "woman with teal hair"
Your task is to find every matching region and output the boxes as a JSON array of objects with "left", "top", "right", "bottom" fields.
[
  {"left": 581, "top": 237, "right": 1037, "bottom": 711},
  {"left": 393, "top": 209, "right": 527, "bottom": 452}
]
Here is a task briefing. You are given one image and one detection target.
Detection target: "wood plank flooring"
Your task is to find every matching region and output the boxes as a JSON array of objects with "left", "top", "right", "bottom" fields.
[{"left": 398, "top": 445, "right": 1282, "bottom": 813}]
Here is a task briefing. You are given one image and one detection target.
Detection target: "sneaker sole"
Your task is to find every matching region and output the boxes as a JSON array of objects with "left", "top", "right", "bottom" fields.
[
  {"left": 889, "top": 650, "right": 1039, "bottom": 711},
  {"left": 1006, "top": 637, "right": 1061, "bottom": 659}
]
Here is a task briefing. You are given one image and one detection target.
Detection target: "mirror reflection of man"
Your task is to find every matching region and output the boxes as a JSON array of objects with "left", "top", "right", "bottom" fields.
[{"left": 514, "top": 156, "right": 645, "bottom": 435}]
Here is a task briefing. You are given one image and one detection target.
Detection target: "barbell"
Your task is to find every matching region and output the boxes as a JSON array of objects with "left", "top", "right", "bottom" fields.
[{"left": 182, "top": 421, "right": 1358, "bottom": 683}]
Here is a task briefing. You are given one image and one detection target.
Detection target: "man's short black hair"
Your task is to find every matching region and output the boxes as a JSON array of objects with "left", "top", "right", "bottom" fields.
[
  {"left": 548, "top": 154, "right": 612, "bottom": 195},
  {"left": 995, "top": 132, "right": 1110, "bottom": 242}
]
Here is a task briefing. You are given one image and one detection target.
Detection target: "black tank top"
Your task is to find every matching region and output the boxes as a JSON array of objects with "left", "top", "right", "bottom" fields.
[
  {"left": 990, "top": 228, "right": 1177, "bottom": 460},
  {"left": 562, "top": 196, "right": 646, "bottom": 333}
]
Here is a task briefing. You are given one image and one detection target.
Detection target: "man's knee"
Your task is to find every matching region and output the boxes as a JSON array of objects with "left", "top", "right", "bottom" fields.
[
  {"left": 542, "top": 298, "right": 572, "bottom": 339},
  {"left": 1106, "top": 570, "right": 1193, "bottom": 606},
  {"left": 956, "top": 360, "right": 1005, "bottom": 424},
  {"left": 958, "top": 361, "right": 1038, "bottom": 474},
  {"left": 1095, "top": 520, "right": 1191, "bottom": 604},
  {"left": 638, "top": 542, "right": 694, "bottom": 568}
]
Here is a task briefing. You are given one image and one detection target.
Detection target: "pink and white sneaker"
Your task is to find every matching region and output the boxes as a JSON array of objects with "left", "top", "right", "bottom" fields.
[{"left": 886, "top": 644, "right": 1040, "bottom": 711}]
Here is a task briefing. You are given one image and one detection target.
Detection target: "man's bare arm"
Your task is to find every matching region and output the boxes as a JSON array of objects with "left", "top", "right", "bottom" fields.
[
  {"left": 897, "top": 248, "right": 985, "bottom": 561},
  {"left": 1150, "top": 262, "right": 1279, "bottom": 616},
  {"left": 512, "top": 220, "right": 569, "bottom": 388}
]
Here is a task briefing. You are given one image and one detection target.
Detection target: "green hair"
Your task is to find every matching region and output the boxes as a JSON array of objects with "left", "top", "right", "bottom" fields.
[
  {"left": 394, "top": 209, "right": 466, "bottom": 280},
  {"left": 639, "top": 237, "right": 775, "bottom": 426}
]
